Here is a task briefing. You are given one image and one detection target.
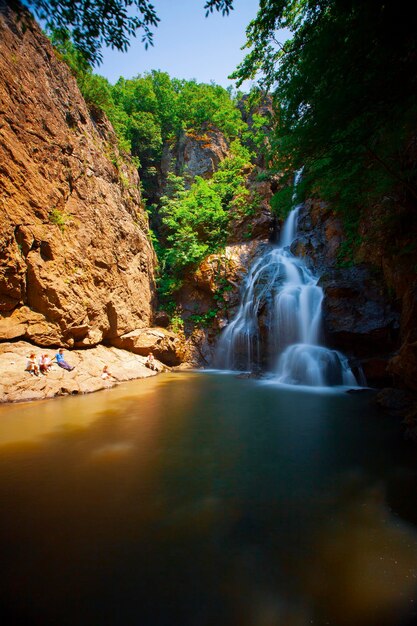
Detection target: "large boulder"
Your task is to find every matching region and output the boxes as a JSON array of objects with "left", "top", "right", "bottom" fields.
[
  {"left": 111, "top": 327, "right": 185, "bottom": 366},
  {"left": 319, "top": 265, "right": 400, "bottom": 357}
]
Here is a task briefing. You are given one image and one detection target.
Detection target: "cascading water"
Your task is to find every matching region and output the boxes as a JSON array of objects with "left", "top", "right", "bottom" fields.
[{"left": 214, "top": 202, "right": 359, "bottom": 387}]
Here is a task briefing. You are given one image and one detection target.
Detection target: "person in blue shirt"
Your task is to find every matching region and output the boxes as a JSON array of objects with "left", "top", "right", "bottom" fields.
[{"left": 54, "top": 348, "right": 75, "bottom": 371}]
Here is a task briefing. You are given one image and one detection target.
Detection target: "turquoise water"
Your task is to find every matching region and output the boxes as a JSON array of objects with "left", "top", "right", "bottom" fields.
[{"left": 0, "top": 372, "right": 416, "bottom": 625}]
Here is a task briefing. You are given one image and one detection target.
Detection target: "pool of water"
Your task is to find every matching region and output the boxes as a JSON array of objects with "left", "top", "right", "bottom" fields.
[{"left": 0, "top": 372, "right": 416, "bottom": 626}]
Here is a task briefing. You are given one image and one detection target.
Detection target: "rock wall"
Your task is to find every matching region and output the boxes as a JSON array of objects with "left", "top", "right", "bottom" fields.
[{"left": 0, "top": 1, "right": 156, "bottom": 349}]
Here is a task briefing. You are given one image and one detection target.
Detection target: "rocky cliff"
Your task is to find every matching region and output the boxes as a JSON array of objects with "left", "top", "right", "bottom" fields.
[
  {"left": 0, "top": 1, "right": 157, "bottom": 350},
  {"left": 161, "top": 126, "right": 230, "bottom": 189}
]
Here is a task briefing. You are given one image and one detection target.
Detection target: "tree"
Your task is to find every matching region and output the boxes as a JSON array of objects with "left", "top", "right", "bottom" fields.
[
  {"left": 232, "top": 0, "right": 417, "bottom": 222},
  {"left": 20, "top": 0, "right": 235, "bottom": 65}
]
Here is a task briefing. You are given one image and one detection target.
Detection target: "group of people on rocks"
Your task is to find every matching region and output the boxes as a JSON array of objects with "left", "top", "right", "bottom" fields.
[
  {"left": 25, "top": 349, "right": 159, "bottom": 378},
  {"left": 25, "top": 349, "right": 75, "bottom": 376}
]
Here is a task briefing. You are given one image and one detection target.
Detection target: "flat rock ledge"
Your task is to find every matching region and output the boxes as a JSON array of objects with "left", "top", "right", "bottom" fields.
[{"left": 0, "top": 341, "right": 165, "bottom": 404}]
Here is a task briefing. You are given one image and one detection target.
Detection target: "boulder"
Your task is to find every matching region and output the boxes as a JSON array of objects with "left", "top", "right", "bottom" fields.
[
  {"left": 319, "top": 265, "right": 400, "bottom": 357},
  {"left": 111, "top": 327, "right": 184, "bottom": 366}
]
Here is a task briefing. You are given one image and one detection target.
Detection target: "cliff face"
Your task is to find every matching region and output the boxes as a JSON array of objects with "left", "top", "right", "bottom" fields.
[
  {"left": 0, "top": 1, "right": 156, "bottom": 349},
  {"left": 161, "top": 127, "right": 230, "bottom": 189}
]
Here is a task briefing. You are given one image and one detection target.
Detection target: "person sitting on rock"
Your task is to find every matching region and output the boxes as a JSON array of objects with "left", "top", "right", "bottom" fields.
[
  {"left": 101, "top": 365, "right": 113, "bottom": 380},
  {"left": 39, "top": 353, "right": 52, "bottom": 374},
  {"left": 25, "top": 352, "right": 40, "bottom": 376},
  {"left": 145, "top": 352, "right": 157, "bottom": 371},
  {"left": 54, "top": 348, "right": 75, "bottom": 371}
]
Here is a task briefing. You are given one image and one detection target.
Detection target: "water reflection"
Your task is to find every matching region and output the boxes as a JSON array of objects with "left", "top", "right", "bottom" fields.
[{"left": 0, "top": 372, "right": 416, "bottom": 625}]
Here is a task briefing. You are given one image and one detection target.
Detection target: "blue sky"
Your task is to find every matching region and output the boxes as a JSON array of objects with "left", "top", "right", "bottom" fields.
[{"left": 97, "top": 0, "right": 264, "bottom": 89}]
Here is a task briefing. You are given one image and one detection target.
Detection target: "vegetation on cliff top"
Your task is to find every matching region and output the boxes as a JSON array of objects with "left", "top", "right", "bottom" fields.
[{"left": 157, "top": 140, "right": 257, "bottom": 300}]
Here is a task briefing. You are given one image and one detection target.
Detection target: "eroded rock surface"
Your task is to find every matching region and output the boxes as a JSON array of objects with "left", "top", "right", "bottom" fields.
[
  {"left": 319, "top": 266, "right": 400, "bottom": 354},
  {"left": 291, "top": 200, "right": 402, "bottom": 387},
  {"left": 0, "top": 1, "right": 156, "bottom": 349},
  {"left": 291, "top": 200, "right": 345, "bottom": 272},
  {"left": 161, "top": 127, "right": 230, "bottom": 188}
]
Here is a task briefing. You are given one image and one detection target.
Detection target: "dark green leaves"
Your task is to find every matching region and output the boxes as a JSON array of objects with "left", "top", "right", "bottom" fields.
[
  {"left": 234, "top": 0, "right": 417, "bottom": 230},
  {"left": 24, "top": 0, "right": 160, "bottom": 64}
]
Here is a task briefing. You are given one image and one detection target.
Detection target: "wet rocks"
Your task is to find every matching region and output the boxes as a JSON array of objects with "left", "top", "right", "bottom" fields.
[
  {"left": 290, "top": 200, "right": 345, "bottom": 272},
  {"left": 388, "top": 284, "right": 417, "bottom": 391},
  {"left": 176, "top": 241, "right": 267, "bottom": 365}
]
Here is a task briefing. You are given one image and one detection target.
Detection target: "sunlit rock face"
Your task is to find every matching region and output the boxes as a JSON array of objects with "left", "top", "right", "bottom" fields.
[
  {"left": 111, "top": 327, "right": 185, "bottom": 366},
  {"left": 0, "top": 340, "right": 158, "bottom": 403},
  {"left": 161, "top": 126, "right": 230, "bottom": 189},
  {"left": 176, "top": 241, "right": 268, "bottom": 366},
  {"left": 0, "top": 1, "right": 156, "bottom": 349}
]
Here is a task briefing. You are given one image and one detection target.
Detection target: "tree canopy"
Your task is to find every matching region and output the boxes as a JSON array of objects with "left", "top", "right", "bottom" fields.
[
  {"left": 232, "top": 0, "right": 417, "bottom": 224},
  {"left": 21, "top": 0, "right": 234, "bottom": 64}
]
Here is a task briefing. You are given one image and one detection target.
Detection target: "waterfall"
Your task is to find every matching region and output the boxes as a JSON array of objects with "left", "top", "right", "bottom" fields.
[{"left": 214, "top": 202, "right": 359, "bottom": 387}]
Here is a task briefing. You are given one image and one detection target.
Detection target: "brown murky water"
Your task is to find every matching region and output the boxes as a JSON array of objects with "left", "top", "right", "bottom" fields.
[{"left": 0, "top": 372, "right": 416, "bottom": 626}]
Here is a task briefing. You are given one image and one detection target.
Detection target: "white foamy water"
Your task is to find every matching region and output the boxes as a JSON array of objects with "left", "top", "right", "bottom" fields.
[{"left": 215, "top": 201, "right": 359, "bottom": 387}]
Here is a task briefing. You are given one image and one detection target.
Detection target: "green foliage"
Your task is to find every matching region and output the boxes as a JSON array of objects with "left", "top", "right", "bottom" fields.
[
  {"left": 156, "top": 140, "right": 256, "bottom": 302},
  {"left": 232, "top": 0, "right": 417, "bottom": 238},
  {"left": 270, "top": 186, "right": 294, "bottom": 220},
  {"left": 49, "top": 208, "right": 70, "bottom": 231},
  {"left": 189, "top": 310, "right": 217, "bottom": 327},
  {"left": 176, "top": 80, "right": 245, "bottom": 139},
  {"left": 336, "top": 211, "right": 361, "bottom": 267},
  {"left": 169, "top": 313, "right": 185, "bottom": 334},
  {"left": 161, "top": 174, "right": 227, "bottom": 271},
  {"left": 49, "top": 27, "right": 91, "bottom": 75},
  {"left": 48, "top": 29, "right": 268, "bottom": 306},
  {"left": 210, "top": 140, "right": 253, "bottom": 207}
]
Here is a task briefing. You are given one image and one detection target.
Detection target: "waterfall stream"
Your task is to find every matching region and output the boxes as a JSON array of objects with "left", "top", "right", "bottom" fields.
[{"left": 215, "top": 205, "right": 359, "bottom": 387}]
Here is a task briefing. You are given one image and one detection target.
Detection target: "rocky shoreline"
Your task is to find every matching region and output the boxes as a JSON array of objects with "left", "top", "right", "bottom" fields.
[{"left": 0, "top": 341, "right": 169, "bottom": 404}]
